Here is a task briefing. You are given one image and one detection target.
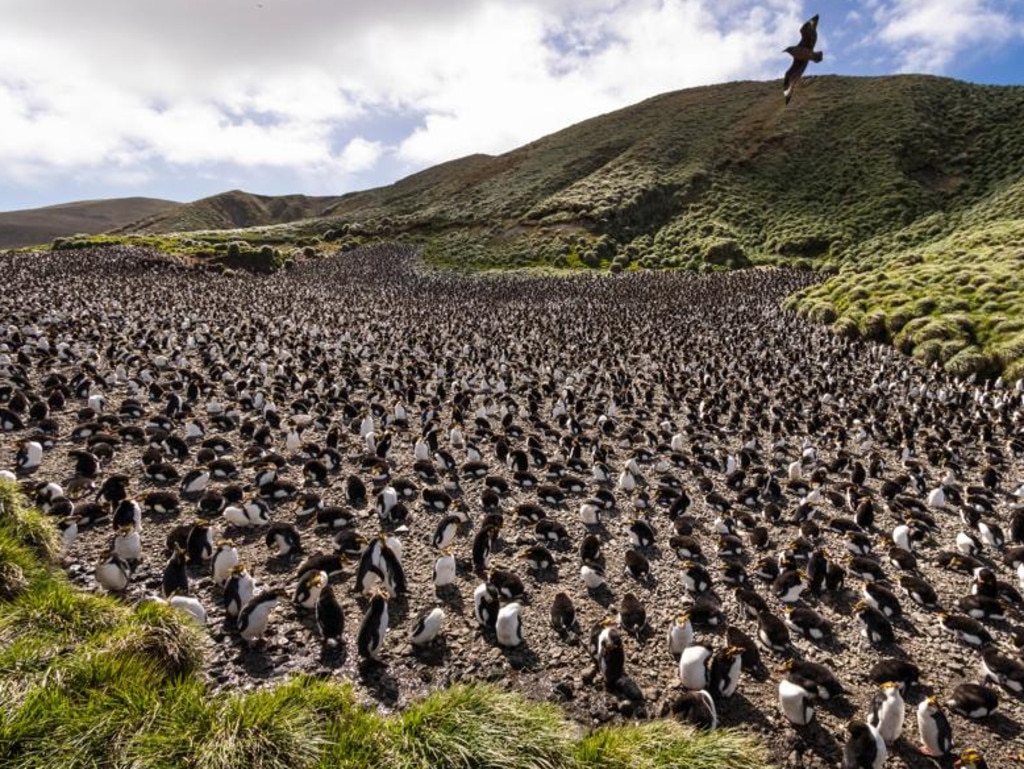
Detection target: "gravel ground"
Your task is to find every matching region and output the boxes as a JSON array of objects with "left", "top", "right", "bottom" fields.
[{"left": 1, "top": 245, "right": 1022, "bottom": 769}]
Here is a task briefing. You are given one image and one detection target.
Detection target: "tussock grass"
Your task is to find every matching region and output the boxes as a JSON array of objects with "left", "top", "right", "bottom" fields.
[
  {"left": 389, "top": 683, "right": 576, "bottom": 769},
  {"left": 0, "top": 482, "right": 773, "bottom": 769},
  {"left": 576, "top": 720, "right": 769, "bottom": 769}
]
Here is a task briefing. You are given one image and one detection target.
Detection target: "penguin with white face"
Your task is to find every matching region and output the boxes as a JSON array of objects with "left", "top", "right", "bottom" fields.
[
  {"left": 868, "top": 682, "right": 905, "bottom": 744},
  {"left": 668, "top": 612, "right": 694, "bottom": 657},
  {"left": 495, "top": 602, "right": 523, "bottom": 647},
  {"left": 237, "top": 589, "right": 283, "bottom": 644},
  {"left": 916, "top": 696, "right": 953, "bottom": 757},
  {"left": 679, "top": 644, "right": 712, "bottom": 690},
  {"left": 95, "top": 552, "right": 130, "bottom": 593},
  {"left": 433, "top": 549, "right": 457, "bottom": 588},
  {"left": 224, "top": 564, "right": 255, "bottom": 619},
  {"left": 212, "top": 540, "right": 240, "bottom": 586}
]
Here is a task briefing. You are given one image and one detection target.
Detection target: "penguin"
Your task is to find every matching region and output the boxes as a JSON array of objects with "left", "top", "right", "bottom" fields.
[
  {"left": 624, "top": 549, "right": 650, "bottom": 580},
  {"left": 940, "top": 613, "right": 993, "bottom": 648},
  {"left": 185, "top": 523, "right": 214, "bottom": 563},
  {"left": 112, "top": 498, "right": 142, "bottom": 532},
  {"left": 679, "top": 644, "right": 712, "bottom": 690},
  {"left": 900, "top": 574, "right": 940, "bottom": 610},
  {"left": 223, "top": 564, "right": 255, "bottom": 619},
  {"left": 334, "top": 529, "right": 367, "bottom": 558},
  {"left": 862, "top": 582, "right": 902, "bottom": 619},
  {"left": 94, "top": 552, "right": 130, "bottom": 592},
  {"left": 946, "top": 682, "right": 999, "bottom": 719},
  {"left": 757, "top": 610, "right": 790, "bottom": 653},
  {"left": 579, "top": 533, "right": 602, "bottom": 563},
  {"left": 680, "top": 561, "right": 711, "bottom": 594},
  {"left": 665, "top": 690, "right": 717, "bottom": 731},
  {"left": 628, "top": 518, "right": 655, "bottom": 547},
  {"left": 550, "top": 592, "right": 577, "bottom": 636},
  {"left": 168, "top": 594, "right": 207, "bottom": 626},
  {"left": 916, "top": 696, "right": 953, "bottom": 757},
  {"left": 953, "top": 747, "right": 989, "bottom": 769},
  {"left": 161, "top": 546, "right": 189, "bottom": 598},
  {"left": 294, "top": 569, "right": 328, "bottom": 610},
  {"left": 842, "top": 720, "right": 887, "bottom": 769},
  {"left": 58, "top": 516, "right": 80, "bottom": 552},
  {"left": 708, "top": 646, "right": 743, "bottom": 698},
  {"left": 957, "top": 594, "right": 1005, "bottom": 621},
  {"left": 867, "top": 681, "right": 905, "bottom": 744},
  {"left": 472, "top": 525, "right": 498, "bottom": 574},
  {"left": 473, "top": 582, "right": 500, "bottom": 628},
  {"left": 596, "top": 625, "right": 625, "bottom": 686},
  {"left": 867, "top": 659, "right": 920, "bottom": 693},
  {"left": 668, "top": 612, "right": 694, "bottom": 656},
  {"left": 356, "top": 589, "right": 390, "bottom": 660},
  {"left": 772, "top": 568, "right": 806, "bottom": 603},
  {"left": 15, "top": 441, "right": 43, "bottom": 473},
  {"left": 112, "top": 524, "right": 142, "bottom": 563},
  {"left": 432, "top": 514, "right": 462, "bottom": 550},
  {"left": 854, "top": 601, "right": 894, "bottom": 645},
  {"left": 495, "top": 602, "right": 523, "bottom": 647},
  {"left": 315, "top": 582, "right": 345, "bottom": 645},
  {"left": 520, "top": 544, "right": 554, "bottom": 571},
  {"left": 784, "top": 659, "right": 844, "bottom": 700},
  {"left": 432, "top": 549, "right": 457, "bottom": 588},
  {"left": 237, "top": 589, "right": 283, "bottom": 644},
  {"left": 212, "top": 540, "right": 239, "bottom": 586},
  {"left": 778, "top": 678, "right": 815, "bottom": 726},
  {"left": 409, "top": 607, "right": 446, "bottom": 647},
  {"left": 618, "top": 592, "right": 647, "bottom": 636},
  {"left": 980, "top": 646, "right": 1024, "bottom": 693},
  {"left": 783, "top": 606, "right": 831, "bottom": 642},
  {"left": 223, "top": 499, "right": 271, "bottom": 527},
  {"left": 265, "top": 522, "right": 301, "bottom": 557},
  {"left": 581, "top": 561, "right": 605, "bottom": 590}
]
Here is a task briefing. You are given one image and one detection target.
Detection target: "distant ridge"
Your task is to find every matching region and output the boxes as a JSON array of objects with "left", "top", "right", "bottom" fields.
[{"left": 0, "top": 197, "right": 180, "bottom": 249}]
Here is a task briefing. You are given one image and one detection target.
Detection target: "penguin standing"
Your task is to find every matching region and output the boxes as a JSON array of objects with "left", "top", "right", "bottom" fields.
[
  {"left": 294, "top": 569, "right": 327, "bottom": 610},
  {"left": 668, "top": 612, "right": 694, "bottom": 656},
  {"left": 95, "top": 552, "right": 130, "bottom": 592},
  {"left": 237, "top": 589, "right": 283, "bottom": 644},
  {"left": 495, "top": 602, "right": 523, "bottom": 647},
  {"left": 473, "top": 582, "right": 501, "bottom": 628},
  {"left": 224, "top": 564, "right": 255, "bottom": 619},
  {"left": 868, "top": 682, "right": 905, "bottom": 744},
  {"left": 212, "top": 540, "right": 240, "bottom": 586},
  {"left": 357, "top": 589, "right": 390, "bottom": 661},
  {"left": 161, "top": 546, "right": 189, "bottom": 598},
  {"left": 779, "top": 679, "right": 815, "bottom": 725},
  {"left": 679, "top": 644, "right": 712, "bottom": 690},
  {"left": 916, "top": 696, "right": 953, "bottom": 757},
  {"left": 550, "top": 592, "right": 577, "bottom": 636},
  {"left": 433, "top": 549, "right": 457, "bottom": 588},
  {"left": 842, "top": 720, "right": 886, "bottom": 769},
  {"left": 597, "top": 625, "right": 625, "bottom": 686},
  {"left": 708, "top": 646, "right": 743, "bottom": 699},
  {"left": 315, "top": 582, "right": 344, "bottom": 645}
]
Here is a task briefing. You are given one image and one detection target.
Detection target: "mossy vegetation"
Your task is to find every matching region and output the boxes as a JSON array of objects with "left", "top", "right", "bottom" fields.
[{"left": 0, "top": 480, "right": 770, "bottom": 769}]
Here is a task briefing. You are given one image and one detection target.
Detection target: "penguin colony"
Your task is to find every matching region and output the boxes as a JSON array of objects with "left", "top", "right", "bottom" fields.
[{"left": 2, "top": 245, "right": 1024, "bottom": 769}]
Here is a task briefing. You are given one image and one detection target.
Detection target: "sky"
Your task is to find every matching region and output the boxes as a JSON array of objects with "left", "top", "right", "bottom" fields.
[{"left": 1, "top": 0, "right": 1023, "bottom": 212}]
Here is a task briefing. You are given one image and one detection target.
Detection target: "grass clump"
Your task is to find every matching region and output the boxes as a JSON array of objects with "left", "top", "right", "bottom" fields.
[{"left": 575, "top": 720, "right": 769, "bottom": 769}]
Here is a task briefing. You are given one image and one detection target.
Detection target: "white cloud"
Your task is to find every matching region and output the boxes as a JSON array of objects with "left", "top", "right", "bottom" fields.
[
  {"left": 0, "top": 0, "right": 1021, "bottom": 209},
  {"left": 873, "top": 0, "right": 1024, "bottom": 70}
]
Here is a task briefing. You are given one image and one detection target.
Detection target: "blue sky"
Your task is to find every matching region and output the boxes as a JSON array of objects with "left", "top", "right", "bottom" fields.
[{"left": 1, "top": 0, "right": 1022, "bottom": 212}]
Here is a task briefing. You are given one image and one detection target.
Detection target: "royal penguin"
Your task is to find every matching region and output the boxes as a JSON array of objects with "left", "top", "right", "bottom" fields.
[
  {"left": 596, "top": 625, "right": 625, "bottom": 686},
  {"left": 168, "top": 594, "right": 208, "bottom": 626},
  {"left": 668, "top": 612, "right": 694, "bottom": 656},
  {"left": 473, "top": 582, "right": 501, "bottom": 628},
  {"left": 432, "top": 514, "right": 462, "bottom": 550},
  {"left": 432, "top": 549, "right": 457, "bottom": 588},
  {"left": 409, "top": 607, "right": 446, "bottom": 647},
  {"left": 679, "top": 643, "right": 712, "bottom": 690},
  {"left": 980, "top": 646, "right": 1024, "bottom": 693},
  {"left": 112, "top": 524, "right": 142, "bottom": 563},
  {"left": 867, "top": 681, "right": 905, "bottom": 744},
  {"left": 161, "top": 546, "right": 189, "bottom": 598},
  {"left": 294, "top": 569, "right": 328, "bottom": 610},
  {"left": 315, "top": 582, "right": 345, "bottom": 645},
  {"left": 112, "top": 498, "right": 142, "bottom": 532},
  {"left": 784, "top": 659, "right": 844, "bottom": 700},
  {"left": 708, "top": 646, "right": 743, "bottom": 698},
  {"left": 666, "top": 690, "right": 717, "bottom": 731},
  {"left": 94, "top": 552, "right": 130, "bottom": 592},
  {"left": 778, "top": 678, "right": 815, "bottom": 726},
  {"left": 15, "top": 441, "right": 43, "bottom": 473},
  {"left": 495, "top": 602, "right": 523, "bottom": 647},
  {"left": 916, "top": 696, "right": 953, "bottom": 757},
  {"left": 842, "top": 720, "right": 886, "bottom": 769},
  {"left": 185, "top": 523, "right": 214, "bottom": 563},
  {"left": 212, "top": 540, "right": 240, "bottom": 586},
  {"left": 265, "top": 522, "right": 301, "bottom": 557},
  {"left": 940, "top": 613, "right": 993, "bottom": 648},
  {"left": 946, "top": 682, "right": 999, "bottom": 719},
  {"left": 223, "top": 564, "right": 255, "bottom": 619},
  {"left": 854, "top": 601, "right": 894, "bottom": 645},
  {"left": 356, "top": 589, "right": 390, "bottom": 660},
  {"left": 550, "top": 592, "right": 577, "bottom": 636},
  {"left": 953, "top": 747, "right": 989, "bottom": 769},
  {"left": 237, "top": 588, "right": 284, "bottom": 644}
]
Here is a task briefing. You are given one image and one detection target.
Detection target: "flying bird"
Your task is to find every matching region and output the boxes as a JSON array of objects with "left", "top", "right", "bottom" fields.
[{"left": 783, "top": 14, "right": 823, "bottom": 104}]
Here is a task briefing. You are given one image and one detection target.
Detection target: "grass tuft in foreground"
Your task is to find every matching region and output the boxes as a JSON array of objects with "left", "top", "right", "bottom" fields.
[{"left": 0, "top": 480, "right": 773, "bottom": 769}]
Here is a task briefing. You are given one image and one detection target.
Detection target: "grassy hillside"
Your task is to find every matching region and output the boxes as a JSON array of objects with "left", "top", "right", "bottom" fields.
[
  {"left": 118, "top": 189, "right": 342, "bottom": 234},
  {"left": 0, "top": 197, "right": 180, "bottom": 249},
  {"left": 0, "top": 480, "right": 769, "bottom": 769}
]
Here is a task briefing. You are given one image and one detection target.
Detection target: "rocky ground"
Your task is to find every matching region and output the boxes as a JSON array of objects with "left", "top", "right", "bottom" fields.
[{"left": 1, "top": 245, "right": 1022, "bottom": 769}]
